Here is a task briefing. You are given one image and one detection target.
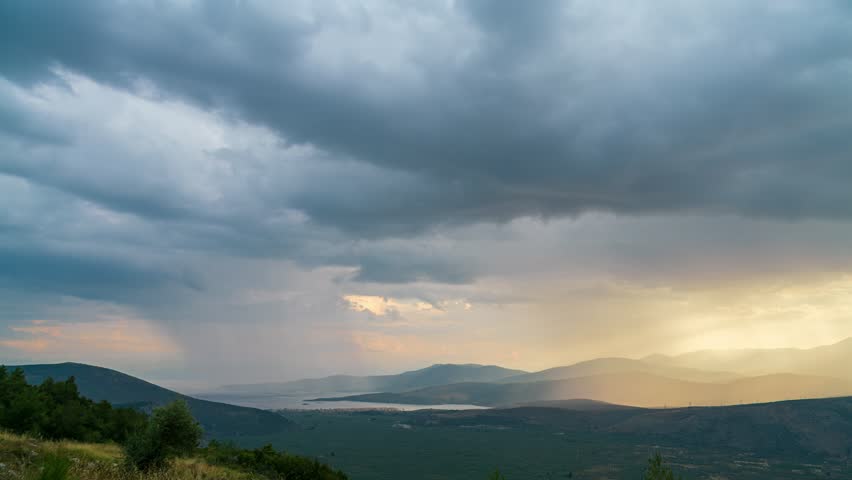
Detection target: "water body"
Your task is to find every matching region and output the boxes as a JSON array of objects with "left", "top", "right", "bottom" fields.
[{"left": 194, "top": 392, "right": 488, "bottom": 411}]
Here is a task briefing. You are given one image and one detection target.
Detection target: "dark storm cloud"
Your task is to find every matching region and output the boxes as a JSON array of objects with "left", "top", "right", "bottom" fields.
[
  {"left": 0, "top": 244, "right": 200, "bottom": 303},
  {"left": 1, "top": 0, "right": 852, "bottom": 304},
  {"left": 3, "top": 0, "right": 852, "bottom": 232},
  {"left": 0, "top": 93, "right": 68, "bottom": 145},
  {"left": 0, "top": 163, "right": 196, "bottom": 222},
  {"left": 347, "top": 253, "right": 475, "bottom": 285}
]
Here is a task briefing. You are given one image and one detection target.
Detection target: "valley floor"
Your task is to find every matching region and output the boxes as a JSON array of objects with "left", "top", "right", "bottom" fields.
[{"left": 224, "top": 409, "right": 851, "bottom": 480}]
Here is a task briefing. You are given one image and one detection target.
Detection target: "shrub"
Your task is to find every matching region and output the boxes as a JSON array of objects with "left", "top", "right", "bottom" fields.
[
  {"left": 124, "top": 425, "right": 165, "bottom": 472},
  {"left": 124, "top": 399, "right": 202, "bottom": 472},
  {"left": 201, "top": 440, "right": 349, "bottom": 480},
  {"left": 644, "top": 452, "right": 683, "bottom": 480}
]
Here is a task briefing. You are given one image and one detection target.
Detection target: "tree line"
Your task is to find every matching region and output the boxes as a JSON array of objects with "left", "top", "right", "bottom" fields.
[
  {"left": 0, "top": 365, "right": 348, "bottom": 479},
  {"left": 0, "top": 365, "right": 146, "bottom": 443}
]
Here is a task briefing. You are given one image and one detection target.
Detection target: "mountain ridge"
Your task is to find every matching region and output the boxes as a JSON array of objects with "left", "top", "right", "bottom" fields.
[
  {"left": 643, "top": 336, "right": 852, "bottom": 380},
  {"left": 218, "top": 363, "right": 527, "bottom": 395},
  {"left": 498, "top": 357, "right": 741, "bottom": 384},
  {"left": 8, "top": 362, "right": 293, "bottom": 437},
  {"left": 210, "top": 337, "right": 852, "bottom": 398},
  {"left": 412, "top": 395, "right": 852, "bottom": 458},
  {"left": 316, "top": 371, "right": 852, "bottom": 408}
]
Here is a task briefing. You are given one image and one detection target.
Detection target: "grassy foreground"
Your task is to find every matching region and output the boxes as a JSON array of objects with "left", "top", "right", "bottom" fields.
[{"left": 0, "top": 431, "right": 254, "bottom": 480}]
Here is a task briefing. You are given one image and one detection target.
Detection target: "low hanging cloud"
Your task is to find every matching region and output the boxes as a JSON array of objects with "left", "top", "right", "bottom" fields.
[{"left": 343, "top": 295, "right": 438, "bottom": 317}]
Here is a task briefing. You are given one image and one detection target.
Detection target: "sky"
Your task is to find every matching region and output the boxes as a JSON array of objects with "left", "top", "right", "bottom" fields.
[{"left": 1, "top": 0, "right": 852, "bottom": 389}]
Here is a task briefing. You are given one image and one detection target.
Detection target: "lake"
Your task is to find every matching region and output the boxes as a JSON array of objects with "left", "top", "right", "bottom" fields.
[{"left": 193, "top": 391, "right": 489, "bottom": 411}]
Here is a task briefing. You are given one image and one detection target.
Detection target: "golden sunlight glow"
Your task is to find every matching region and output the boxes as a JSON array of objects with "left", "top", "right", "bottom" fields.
[{"left": 335, "top": 274, "right": 852, "bottom": 372}]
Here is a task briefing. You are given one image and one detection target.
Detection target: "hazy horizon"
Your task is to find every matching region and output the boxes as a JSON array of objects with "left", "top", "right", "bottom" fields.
[
  {"left": 6, "top": 334, "right": 852, "bottom": 394},
  {"left": 2, "top": 1, "right": 852, "bottom": 389}
]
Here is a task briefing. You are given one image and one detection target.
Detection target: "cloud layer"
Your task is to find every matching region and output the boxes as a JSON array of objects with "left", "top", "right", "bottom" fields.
[
  {"left": 1, "top": 1, "right": 852, "bottom": 384},
  {"left": 5, "top": 1, "right": 852, "bottom": 228}
]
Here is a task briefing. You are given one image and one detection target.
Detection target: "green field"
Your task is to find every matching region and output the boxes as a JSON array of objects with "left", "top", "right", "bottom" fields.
[{"left": 223, "top": 410, "right": 849, "bottom": 480}]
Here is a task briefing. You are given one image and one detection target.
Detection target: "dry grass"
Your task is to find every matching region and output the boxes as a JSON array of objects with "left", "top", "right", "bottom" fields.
[{"left": 0, "top": 431, "right": 257, "bottom": 480}]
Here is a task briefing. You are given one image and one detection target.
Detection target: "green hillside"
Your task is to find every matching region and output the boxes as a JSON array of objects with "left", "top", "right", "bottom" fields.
[
  {"left": 416, "top": 396, "right": 852, "bottom": 458},
  {"left": 12, "top": 363, "right": 292, "bottom": 438},
  {"left": 0, "top": 431, "right": 252, "bottom": 480},
  {"left": 260, "top": 398, "right": 851, "bottom": 479}
]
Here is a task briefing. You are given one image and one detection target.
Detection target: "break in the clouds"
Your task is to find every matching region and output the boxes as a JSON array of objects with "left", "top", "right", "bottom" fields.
[{"left": 1, "top": 1, "right": 852, "bottom": 385}]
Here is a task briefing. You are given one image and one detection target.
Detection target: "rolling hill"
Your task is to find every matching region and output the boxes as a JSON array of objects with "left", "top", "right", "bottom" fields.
[
  {"left": 498, "top": 357, "right": 741, "bottom": 384},
  {"left": 643, "top": 337, "right": 852, "bottom": 380},
  {"left": 316, "top": 371, "right": 852, "bottom": 408},
  {"left": 219, "top": 363, "right": 527, "bottom": 395},
  {"left": 410, "top": 396, "right": 852, "bottom": 458},
  {"left": 10, "top": 362, "right": 292, "bottom": 437}
]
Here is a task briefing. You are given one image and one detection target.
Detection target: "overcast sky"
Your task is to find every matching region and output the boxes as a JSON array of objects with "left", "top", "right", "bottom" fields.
[{"left": 2, "top": 0, "right": 852, "bottom": 388}]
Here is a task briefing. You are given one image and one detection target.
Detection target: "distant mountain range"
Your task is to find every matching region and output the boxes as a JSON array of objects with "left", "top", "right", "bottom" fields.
[
  {"left": 302, "top": 337, "right": 852, "bottom": 408},
  {"left": 496, "top": 357, "right": 741, "bottom": 384},
  {"left": 219, "top": 363, "right": 526, "bottom": 395},
  {"left": 643, "top": 337, "right": 852, "bottom": 380},
  {"left": 12, "top": 337, "right": 852, "bottom": 425},
  {"left": 7, "top": 357, "right": 852, "bottom": 462},
  {"left": 315, "top": 372, "right": 852, "bottom": 408},
  {"left": 11, "top": 362, "right": 292, "bottom": 437}
]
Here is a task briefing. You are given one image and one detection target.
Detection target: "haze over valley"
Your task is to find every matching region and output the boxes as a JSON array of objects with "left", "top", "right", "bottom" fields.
[
  {"left": 7, "top": 358, "right": 852, "bottom": 479},
  {"left": 196, "top": 337, "right": 852, "bottom": 410}
]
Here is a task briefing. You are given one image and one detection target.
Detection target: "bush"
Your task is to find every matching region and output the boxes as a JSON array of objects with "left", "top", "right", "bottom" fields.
[
  {"left": 124, "top": 399, "right": 202, "bottom": 472},
  {"left": 644, "top": 452, "right": 683, "bottom": 480},
  {"left": 123, "top": 426, "right": 164, "bottom": 472},
  {"left": 201, "top": 440, "right": 349, "bottom": 480}
]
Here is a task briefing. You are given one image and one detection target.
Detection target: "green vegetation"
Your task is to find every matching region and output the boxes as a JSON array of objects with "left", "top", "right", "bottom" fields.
[
  {"left": 0, "top": 429, "right": 350, "bottom": 480},
  {"left": 0, "top": 430, "right": 253, "bottom": 480},
  {"left": 482, "top": 453, "right": 682, "bottom": 479},
  {"left": 200, "top": 441, "right": 348, "bottom": 479},
  {"left": 0, "top": 366, "right": 346, "bottom": 480},
  {"left": 248, "top": 408, "right": 847, "bottom": 479},
  {"left": 644, "top": 452, "right": 682, "bottom": 480},
  {"left": 0, "top": 366, "right": 147, "bottom": 443},
  {"left": 124, "top": 400, "right": 202, "bottom": 472},
  {"left": 37, "top": 452, "right": 72, "bottom": 480},
  {"left": 14, "top": 363, "right": 292, "bottom": 437},
  {"left": 5, "top": 363, "right": 849, "bottom": 479}
]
